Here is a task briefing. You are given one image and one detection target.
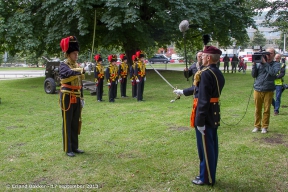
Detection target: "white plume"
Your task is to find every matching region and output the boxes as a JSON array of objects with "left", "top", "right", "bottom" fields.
[{"left": 179, "top": 20, "right": 189, "bottom": 32}]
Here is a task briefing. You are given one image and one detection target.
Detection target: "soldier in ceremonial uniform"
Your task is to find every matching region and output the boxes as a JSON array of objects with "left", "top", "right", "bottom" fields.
[
  {"left": 174, "top": 46, "right": 225, "bottom": 186},
  {"left": 59, "top": 36, "right": 85, "bottom": 157},
  {"left": 130, "top": 54, "right": 138, "bottom": 98},
  {"left": 105, "top": 54, "right": 118, "bottom": 102},
  {"left": 94, "top": 54, "right": 105, "bottom": 102},
  {"left": 118, "top": 54, "right": 129, "bottom": 97},
  {"left": 135, "top": 51, "right": 146, "bottom": 101}
]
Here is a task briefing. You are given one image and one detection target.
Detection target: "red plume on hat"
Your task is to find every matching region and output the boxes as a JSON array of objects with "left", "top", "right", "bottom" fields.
[
  {"left": 107, "top": 55, "right": 113, "bottom": 62},
  {"left": 120, "top": 54, "right": 127, "bottom": 61},
  {"left": 132, "top": 55, "right": 137, "bottom": 61},
  {"left": 60, "top": 36, "right": 79, "bottom": 54},
  {"left": 108, "top": 54, "right": 117, "bottom": 62},
  {"left": 94, "top": 54, "right": 102, "bottom": 62},
  {"left": 136, "top": 50, "right": 144, "bottom": 58}
]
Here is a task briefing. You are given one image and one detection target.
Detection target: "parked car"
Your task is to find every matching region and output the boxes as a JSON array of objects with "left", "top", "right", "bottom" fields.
[
  {"left": 15, "top": 64, "right": 28, "bottom": 67},
  {"left": 243, "top": 54, "right": 252, "bottom": 62},
  {"left": 148, "top": 54, "right": 170, "bottom": 64}
]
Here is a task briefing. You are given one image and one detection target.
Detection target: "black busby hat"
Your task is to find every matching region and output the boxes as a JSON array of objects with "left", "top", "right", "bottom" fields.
[
  {"left": 120, "top": 54, "right": 127, "bottom": 61},
  {"left": 60, "top": 36, "right": 80, "bottom": 54},
  {"left": 108, "top": 54, "right": 117, "bottom": 62},
  {"left": 136, "top": 50, "right": 145, "bottom": 58},
  {"left": 94, "top": 54, "right": 102, "bottom": 62}
]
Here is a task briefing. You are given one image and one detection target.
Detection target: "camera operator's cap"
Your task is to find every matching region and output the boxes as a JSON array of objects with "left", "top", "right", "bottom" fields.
[
  {"left": 94, "top": 54, "right": 102, "bottom": 62},
  {"left": 107, "top": 54, "right": 117, "bottom": 62},
  {"left": 203, "top": 46, "right": 222, "bottom": 55},
  {"left": 120, "top": 54, "right": 127, "bottom": 61},
  {"left": 60, "top": 36, "right": 80, "bottom": 54},
  {"left": 136, "top": 50, "right": 145, "bottom": 58}
]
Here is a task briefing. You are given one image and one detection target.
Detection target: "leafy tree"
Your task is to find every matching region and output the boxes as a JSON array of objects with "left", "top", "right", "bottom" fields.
[
  {"left": 0, "top": 0, "right": 256, "bottom": 65},
  {"left": 260, "top": 1, "right": 288, "bottom": 34},
  {"left": 275, "top": 33, "right": 287, "bottom": 53},
  {"left": 250, "top": 30, "right": 266, "bottom": 48}
]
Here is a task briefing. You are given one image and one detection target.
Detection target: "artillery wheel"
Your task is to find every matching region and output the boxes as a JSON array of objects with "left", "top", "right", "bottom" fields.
[{"left": 44, "top": 78, "right": 56, "bottom": 94}]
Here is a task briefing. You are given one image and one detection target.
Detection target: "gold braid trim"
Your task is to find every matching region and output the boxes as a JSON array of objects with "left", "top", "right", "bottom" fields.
[
  {"left": 65, "top": 58, "right": 78, "bottom": 68},
  {"left": 61, "top": 76, "right": 78, "bottom": 84},
  {"left": 193, "top": 67, "right": 208, "bottom": 86}
]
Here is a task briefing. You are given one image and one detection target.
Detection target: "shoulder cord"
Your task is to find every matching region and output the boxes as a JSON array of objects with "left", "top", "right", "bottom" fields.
[{"left": 208, "top": 68, "right": 254, "bottom": 126}]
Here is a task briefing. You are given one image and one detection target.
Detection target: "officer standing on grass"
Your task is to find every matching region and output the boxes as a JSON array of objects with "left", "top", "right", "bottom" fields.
[
  {"left": 134, "top": 51, "right": 146, "bottom": 102},
  {"left": 105, "top": 54, "right": 118, "bottom": 102},
  {"left": 174, "top": 46, "right": 225, "bottom": 186},
  {"left": 118, "top": 53, "right": 129, "bottom": 97},
  {"left": 130, "top": 54, "right": 138, "bottom": 98},
  {"left": 59, "top": 36, "right": 85, "bottom": 157},
  {"left": 94, "top": 54, "right": 105, "bottom": 102}
]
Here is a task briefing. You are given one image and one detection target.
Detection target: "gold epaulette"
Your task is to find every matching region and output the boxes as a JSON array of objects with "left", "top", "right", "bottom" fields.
[
  {"left": 193, "top": 67, "right": 209, "bottom": 86},
  {"left": 61, "top": 76, "right": 78, "bottom": 84},
  {"left": 60, "top": 74, "right": 85, "bottom": 84}
]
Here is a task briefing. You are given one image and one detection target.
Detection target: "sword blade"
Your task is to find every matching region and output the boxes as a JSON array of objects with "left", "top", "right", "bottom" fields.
[{"left": 148, "top": 63, "right": 175, "bottom": 89}]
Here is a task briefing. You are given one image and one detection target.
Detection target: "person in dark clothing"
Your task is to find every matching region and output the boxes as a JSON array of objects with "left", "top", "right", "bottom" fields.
[
  {"left": 59, "top": 36, "right": 85, "bottom": 157},
  {"left": 223, "top": 54, "right": 230, "bottom": 73},
  {"left": 174, "top": 46, "right": 225, "bottom": 186},
  {"left": 272, "top": 54, "right": 286, "bottom": 115},
  {"left": 231, "top": 54, "right": 239, "bottom": 73},
  {"left": 184, "top": 51, "right": 203, "bottom": 82}
]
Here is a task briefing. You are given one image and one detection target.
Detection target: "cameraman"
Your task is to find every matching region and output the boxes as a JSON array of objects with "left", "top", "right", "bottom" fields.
[
  {"left": 272, "top": 54, "right": 286, "bottom": 115},
  {"left": 251, "top": 48, "right": 281, "bottom": 133}
]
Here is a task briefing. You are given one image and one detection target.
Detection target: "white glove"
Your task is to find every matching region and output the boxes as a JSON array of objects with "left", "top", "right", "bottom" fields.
[
  {"left": 119, "top": 78, "right": 122, "bottom": 81},
  {"left": 173, "top": 89, "right": 183, "bottom": 95},
  {"left": 131, "top": 79, "right": 134, "bottom": 82},
  {"left": 197, "top": 126, "right": 205, "bottom": 135},
  {"left": 136, "top": 79, "right": 140, "bottom": 83},
  {"left": 80, "top": 99, "right": 85, "bottom": 108},
  {"left": 107, "top": 82, "right": 111, "bottom": 86},
  {"left": 144, "top": 77, "right": 146, "bottom": 81}
]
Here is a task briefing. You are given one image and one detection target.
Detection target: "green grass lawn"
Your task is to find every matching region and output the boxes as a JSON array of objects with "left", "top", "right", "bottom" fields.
[{"left": 0, "top": 70, "right": 287, "bottom": 191}]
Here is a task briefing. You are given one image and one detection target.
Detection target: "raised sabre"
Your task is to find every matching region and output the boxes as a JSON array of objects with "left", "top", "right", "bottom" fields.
[{"left": 148, "top": 63, "right": 180, "bottom": 102}]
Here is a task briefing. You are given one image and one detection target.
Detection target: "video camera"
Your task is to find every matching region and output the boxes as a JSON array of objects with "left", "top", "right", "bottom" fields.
[
  {"left": 282, "top": 84, "right": 288, "bottom": 92},
  {"left": 252, "top": 49, "right": 270, "bottom": 63}
]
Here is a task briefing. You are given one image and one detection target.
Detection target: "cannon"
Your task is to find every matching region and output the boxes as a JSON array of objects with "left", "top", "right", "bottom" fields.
[
  {"left": 43, "top": 60, "right": 96, "bottom": 95},
  {"left": 44, "top": 61, "right": 60, "bottom": 94}
]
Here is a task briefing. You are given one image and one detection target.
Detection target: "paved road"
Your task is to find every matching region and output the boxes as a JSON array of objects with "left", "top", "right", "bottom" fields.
[{"left": 0, "top": 70, "right": 45, "bottom": 80}]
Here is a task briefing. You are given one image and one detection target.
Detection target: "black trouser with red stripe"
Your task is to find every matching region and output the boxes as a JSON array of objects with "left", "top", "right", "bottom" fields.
[
  {"left": 60, "top": 93, "right": 80, "bottom": 153},
  {"left": 137, "top": 79, "right": 145, "bottom": 101},
  {"left": 132, "top": 80, "right": 137, "bottom": 97},
  {"left": 120, "top": 77, "right": 127, "bottom": 97},
  {"left": 109, "top": 81, "right": 116, "bottom": 102},
  {"left": 96, "top": 78, "right": 103, "bottom": 101}
]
